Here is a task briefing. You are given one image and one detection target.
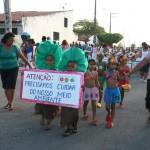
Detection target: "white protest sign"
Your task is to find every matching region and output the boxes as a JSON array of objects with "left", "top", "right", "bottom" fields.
[{"left": 20, "top": 69, "right": 84, "bottom": 108}]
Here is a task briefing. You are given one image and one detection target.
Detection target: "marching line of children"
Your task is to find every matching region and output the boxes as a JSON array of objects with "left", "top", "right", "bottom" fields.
[{"left": 33, "top": 42, "right": 131, "bottom": 137}]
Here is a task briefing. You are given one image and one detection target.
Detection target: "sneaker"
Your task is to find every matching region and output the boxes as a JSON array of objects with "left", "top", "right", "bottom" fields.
[
  {"left": 106, "top": 115, "right": 111, "bottom": 122},
  {"left": 82, "top": 115, "right": 89, "bottom": 120},
  {"left": 91, "top": 119, "right": 98, "bottom": 125},
  {"left": 106, "top": 121, "right": 114, "bottom": 128},
  {"left": 63, "top": 129, "right": 71, "bottom": 136},
  {"left": 97, "top": 102, "right": 102, "bottom": 108},
  {"left": 143, "top": 80, "right": 147, "bottom": 83}
]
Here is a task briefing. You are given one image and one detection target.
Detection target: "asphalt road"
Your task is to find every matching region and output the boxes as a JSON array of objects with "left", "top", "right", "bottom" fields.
[{"left": 0, "top": 70, "right": 150, "bottom": 150}]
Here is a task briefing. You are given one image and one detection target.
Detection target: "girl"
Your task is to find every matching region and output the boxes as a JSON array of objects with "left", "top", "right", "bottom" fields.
[
  {"left": 97, "top": 52, "right": 107, "bottom": 108},
  {"left": 58, "top": 47, "right": 88, "bottom": 136},
  {"left": 117, "top": 55, "right": 131, "bottom": 108},
  {"left": 102, "top": 57, "right": 121, "bottom": 128},
  {"left": 34, "top": 40, "right": 62, "bottom": 130},
  {"left": 61, "top": 61, "right": 79, "bottom": 136},
  {"left": 83, "top": 59, "right": 100, "bottom": 125}
]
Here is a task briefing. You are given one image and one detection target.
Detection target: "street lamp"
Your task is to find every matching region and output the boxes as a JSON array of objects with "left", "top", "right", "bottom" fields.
[{"left": 109, "top": 13, "right": 117, "bottom": 33}]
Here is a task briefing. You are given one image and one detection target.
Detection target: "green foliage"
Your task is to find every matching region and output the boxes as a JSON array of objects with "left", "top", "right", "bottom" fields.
[
  {"left": 73, "top": 19, "right": 105, "bottom": 35},
  {"left": 97, "top": 33, "right": 123, "bottom": 45},
  {"left": 131, "top": 43, "right": 136, "bottom": 48}
]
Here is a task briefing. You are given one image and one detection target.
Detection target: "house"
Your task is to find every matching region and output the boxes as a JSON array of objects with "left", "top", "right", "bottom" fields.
[{"left": 0, "top": 10, "right": 77, "bottom": 44}]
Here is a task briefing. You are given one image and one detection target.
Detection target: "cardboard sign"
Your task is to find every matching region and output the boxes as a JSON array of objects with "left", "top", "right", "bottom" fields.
[{"left": 20, "top": 69, "right": 84, "bottom": 109}]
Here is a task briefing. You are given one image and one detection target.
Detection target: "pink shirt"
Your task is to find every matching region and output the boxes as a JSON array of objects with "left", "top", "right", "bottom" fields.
[
  {"left": 145, "top": 52, "right": 150, "bottom": 79},
  {"left": 61, "top": 45, "right": 69, "bottom": 51}
]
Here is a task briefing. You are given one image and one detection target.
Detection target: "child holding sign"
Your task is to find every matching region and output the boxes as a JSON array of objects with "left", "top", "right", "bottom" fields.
[
  {"left": 34, "top": 40, "right": 62, "bottom": 130},
  {"left": 58, "top": 47, "right": 88, "bottom": 136},
  {"left": 83, "top": 59, "right": 100, "bottom": 125},
  {"left": 61, "top": 61, "right": 80, "bottom": 136}
]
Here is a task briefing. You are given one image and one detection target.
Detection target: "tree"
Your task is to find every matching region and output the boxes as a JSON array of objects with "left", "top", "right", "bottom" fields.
[
  {"left": 73, "top": 19, "right": 105, "bottom": 36},
  {"left": 97, "top": 33, "right": 123, "bottom": 46}
]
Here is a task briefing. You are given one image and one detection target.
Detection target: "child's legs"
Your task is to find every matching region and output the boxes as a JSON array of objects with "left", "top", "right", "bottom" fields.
[
  {"left": 110, "top": 103, "right": 116, "bottom": 122},
  {"left": 105, "top": 103, "right": 111, "bottom": 116},
  {"left": 83, "top": 100, "right": 89, "bottom": 116},
  {"left": 40, "top": 114, "right": 45, "bottom": 126},
  {"left": 120, "top": 87, "right": 124, "bottom": 103},
  {"left": 144, "top": 73, "right": 148, "bottom": 80},
  {"left": 46, "top": 118, "right": 52, "bottom": 130},
  {"left": 140, "top": 71, "right": 144, "bottom": 79},
  {"left": 91, "top": 100, "right": 97, "bottom": 119}
]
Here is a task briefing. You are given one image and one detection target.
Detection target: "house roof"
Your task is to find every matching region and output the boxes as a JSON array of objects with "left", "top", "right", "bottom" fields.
[{"left": 0, "top": 11, "right": 69, "bottom": 22}]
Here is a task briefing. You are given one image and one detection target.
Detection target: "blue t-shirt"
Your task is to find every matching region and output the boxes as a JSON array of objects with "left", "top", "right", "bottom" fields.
[{"left": 0, "top": 44, "right": 20, "bottom": 69}]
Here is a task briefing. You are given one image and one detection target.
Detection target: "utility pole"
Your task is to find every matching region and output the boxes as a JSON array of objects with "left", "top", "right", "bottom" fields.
[
  {"left": 109, "top": 13, "right": 117, "bottom": 33},
  {"left": 93, "top": 0, "right": 97, "bottom": 44},
  {"left": 3, "top": 0, "right": 12, "bottom": 33}
]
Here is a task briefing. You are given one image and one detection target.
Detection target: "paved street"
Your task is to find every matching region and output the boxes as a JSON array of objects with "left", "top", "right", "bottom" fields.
[{"left": 0, "top": 70, "right": 150, "bottom": 150}]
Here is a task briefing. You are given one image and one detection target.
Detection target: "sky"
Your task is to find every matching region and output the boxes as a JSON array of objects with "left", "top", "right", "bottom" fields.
[{"left": 0, "top": 0, "right": 150, "bottom": 46}]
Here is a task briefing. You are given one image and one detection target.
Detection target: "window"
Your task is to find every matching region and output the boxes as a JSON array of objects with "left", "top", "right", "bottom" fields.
[
  {"left": 0, "top": 28, "right": 17, "bottom": 34},
  {"left": 53, "top": 32, "right": 59, "bottom": 41},
  {"left": 12, "top": 28, "right": 18, "bottom": 35},
  {"left": 0, "top": 28, "right": 5, "bottom": 34},
  {"left": 64, "top": 18, "right": 68, "bottom": 27}
]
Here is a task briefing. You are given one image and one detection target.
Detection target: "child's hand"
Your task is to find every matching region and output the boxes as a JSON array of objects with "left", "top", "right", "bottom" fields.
[
  {"left": 99, "top": 89, "right": 103, "bottom": 94},
  {"left": 124, "top": 73, "right": 130, "bottom": 80}
]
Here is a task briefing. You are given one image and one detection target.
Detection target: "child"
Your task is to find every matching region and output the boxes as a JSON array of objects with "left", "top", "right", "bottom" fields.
[
  {"left": 97, "top": 52, "right": 107, "bottom": 108},
  {"left": 58, "top": 47, "right": 88, "bottom": 135},
  {"left": 35, "top": 55, "right": 60, "bottom": 130},
  {"left": 61, "top": 61, "right": 80, "bottom": 136},
  {"left": 102, "top": 57, "right": 121, "bottom": 128},
  {"left": 117, "top": 55, "right": 131, "bottom": 108},
  {"left": 34, "top": 40, "right": 62, "bottom": 130},
  {"left": 83, "top": 59, "right": 100, "bottom": 125}
]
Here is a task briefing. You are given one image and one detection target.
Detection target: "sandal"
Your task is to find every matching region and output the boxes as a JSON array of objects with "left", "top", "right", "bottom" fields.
[
  {"left": 92, "top": 119, "right": 98, "bottom": 125},
  {"left": 4, "top": 103, "right": 10, "bottom": 109},
  {"left": 82, "top": 115, "right": 89, "bottom": 120},
  {"left": 63, "top": 128, "right": 71, "bottom": 136},
  {"left": 97, "top": 102, "right": 102, "bottom": 108},
  {"left": 8, "top": 104, "right": 13, "bottom": 110}
]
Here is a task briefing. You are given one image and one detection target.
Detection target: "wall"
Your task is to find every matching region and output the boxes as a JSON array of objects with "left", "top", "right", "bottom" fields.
[{"left": 22, "top": 11, "right": 77, "bottom": 44}]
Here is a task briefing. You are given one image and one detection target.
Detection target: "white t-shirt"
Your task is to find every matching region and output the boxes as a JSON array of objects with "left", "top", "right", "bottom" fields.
[{"left": 145, "top": 52, "right": 150, "bottom": 79}]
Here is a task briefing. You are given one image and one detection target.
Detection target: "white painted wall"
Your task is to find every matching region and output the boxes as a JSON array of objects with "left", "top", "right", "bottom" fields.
[{"left": 22, "top": 11, "right": 77, "bottom": 44}]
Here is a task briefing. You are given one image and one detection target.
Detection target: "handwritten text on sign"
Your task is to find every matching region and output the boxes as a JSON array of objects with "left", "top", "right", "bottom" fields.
[{"left": 20, "top": 69, "right": 84, "bottom": 108}]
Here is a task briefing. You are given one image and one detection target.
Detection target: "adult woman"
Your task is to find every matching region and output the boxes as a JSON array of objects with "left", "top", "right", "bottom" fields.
[
  {"left": 127, "top": 52, "right": 150, "bottom": 123},
  {"left": 0, "top": 32, "right": 33, "bottom": 110}
]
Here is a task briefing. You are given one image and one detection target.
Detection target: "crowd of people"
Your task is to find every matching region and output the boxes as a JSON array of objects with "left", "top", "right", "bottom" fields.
[{"left": 0, "top": 32, "right": 150, "bottom": 137}]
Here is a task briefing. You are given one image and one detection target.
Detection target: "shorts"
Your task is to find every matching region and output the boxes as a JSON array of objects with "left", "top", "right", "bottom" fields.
[
  {"left": 145, "top": 79, "right": 150, "bottom": 109},
  {"left": 140, "top": 63, "right": 149, "bottom": 73},
  {"left": 104, "top": 87, "right": 121, "bottom": 103},
  {"left": 83, "top": 87, "right": 99, "bottom": 101},
  {"left": 0, "top": 67, "right": 18, "bottom": 89}
]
